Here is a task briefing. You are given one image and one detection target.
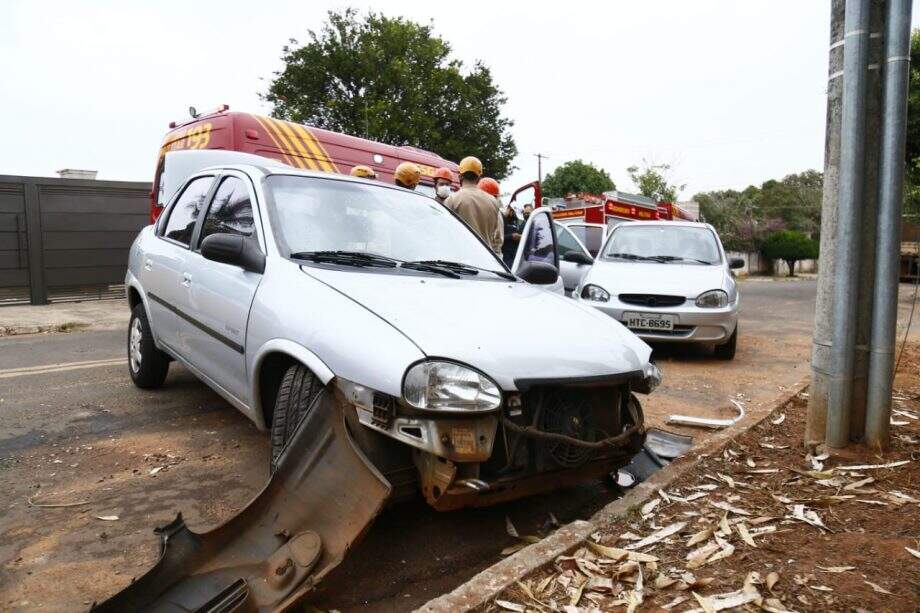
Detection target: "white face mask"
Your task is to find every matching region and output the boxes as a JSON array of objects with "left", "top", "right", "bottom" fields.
[{"left": 436, "top": 185, "right": 451, "bottom": 199}]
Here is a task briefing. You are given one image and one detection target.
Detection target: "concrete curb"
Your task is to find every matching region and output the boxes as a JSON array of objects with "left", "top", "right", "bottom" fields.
[{"left": 417, "top": 377, "right": 811, "bottom": 613}]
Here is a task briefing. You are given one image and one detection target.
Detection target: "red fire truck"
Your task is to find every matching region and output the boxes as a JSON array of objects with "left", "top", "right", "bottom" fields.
[
  {"left": 551, "top": 191, "right": 697, "bottom": 226},
  {"left": 150, "top": 105, "right": 460, "bottom": 222}
]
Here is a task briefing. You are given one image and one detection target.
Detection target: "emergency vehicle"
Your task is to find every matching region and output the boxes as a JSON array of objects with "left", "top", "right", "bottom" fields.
[
  {"left": 551, "top": 191, "right": 697, "bottom": 227},
  {"left": 150, "top": 105, "right": 460, "bottom": 222}
]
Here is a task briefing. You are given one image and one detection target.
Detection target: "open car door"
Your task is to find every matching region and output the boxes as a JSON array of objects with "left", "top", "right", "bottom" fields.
[
  {"left": 510, "top": 204, "right": 564, "bottom": 295},
  {"left": 554, "top": 223, "right": 594, "bottom": 295}
]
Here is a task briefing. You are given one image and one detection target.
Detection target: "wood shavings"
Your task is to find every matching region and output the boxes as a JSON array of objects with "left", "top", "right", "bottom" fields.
[
  {"left": 641, "top": 499, "right": 660, "bottom": 516},
  {"left": 835, "top": 460, "right": 909, "bottom": 471},
  {"left": 772, "top": 413, "right": 786, "bottom": 425},
  {"left": 624, "top": 522, "right": 686, "bottom": 551},
  {"left": 864, "top": 580, "right": 892, "bottom": 594},
  {"left": 766, "top": 571, "right": 780, "bottom": 590},
  {"left": 905, "top": 546, "right": 920, "bottom": 559},
  {"left": 736, "top": 523, "right": 757, "bottom": 547},
  {"left": 711, "top": 500, "right": 751, "bottom": 516},
  {"left": 816, "top": 565, "right": 854, "bottom": 573}
]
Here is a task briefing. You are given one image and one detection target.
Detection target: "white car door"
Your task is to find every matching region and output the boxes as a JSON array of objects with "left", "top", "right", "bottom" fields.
[
  {"left": 183, "top": 172, "right": 264, "bottom": 404},
  {"left": 555, "top": 223, "right": 594, "bottom": 294},
  {"left": 510, "top": 207, "right": 564, "bottom": 295}
]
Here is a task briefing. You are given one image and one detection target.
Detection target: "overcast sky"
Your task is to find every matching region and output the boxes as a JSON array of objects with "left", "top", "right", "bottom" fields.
[{"left": 4, "top": 1, "right": 920, "bottom": 198}]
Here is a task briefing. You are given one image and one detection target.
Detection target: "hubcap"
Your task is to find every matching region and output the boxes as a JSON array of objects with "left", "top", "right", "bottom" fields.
[{"left": 129, "top": 318, "right": 143, "bottom": 373}]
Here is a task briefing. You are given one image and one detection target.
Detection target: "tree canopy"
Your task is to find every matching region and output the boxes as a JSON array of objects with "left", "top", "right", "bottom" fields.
[
  {"left": 541, "top": 160, "right": 615, "bottom": 198},
  {"left": 263, "top": 9, "right": 518, "bottom": 178},
  {"left": 905, "top": 28, "right": 920, "bottom": 217},
  {"left": 694, "top": 170, "right": 822, "bottom": 252},
  {"left": 761, "top": 230, "right": 819, "bottom": 276},
  {"left": 626, "top": 161, "right": 685, "bottom": 203}
]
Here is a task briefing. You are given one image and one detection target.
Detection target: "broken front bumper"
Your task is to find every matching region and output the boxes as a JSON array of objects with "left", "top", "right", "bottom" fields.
[
  {"left": 348, "top": 379, "right": 647, "bottom": 512},
  {"left": 94, "top": 389, "right": 391, "bottom": 612}
]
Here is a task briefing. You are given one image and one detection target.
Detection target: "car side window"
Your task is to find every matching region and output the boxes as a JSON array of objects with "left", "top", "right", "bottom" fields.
[
  {"left": 161, "top": 176, "right": 213, "bottom": 247},
  {"left": 523, "top": 212, "right": 557, "bottom": 267},
  {"left": 199, "top": 176, "right": 254, "bottom": 246},
  {"left": 555, "top": 224, "right": 583, "bottom": 258}
]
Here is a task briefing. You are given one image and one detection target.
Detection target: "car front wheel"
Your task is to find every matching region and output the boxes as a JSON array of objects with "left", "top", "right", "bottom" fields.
[
  {"left": 714, "top": 324, "right": 738, "bottom": 360},
  {"left": 270, "top": 364, "right": 323, "bottom": 471},
  {"left": 127, "top": 304, "right": 170, "bottom": 388}
]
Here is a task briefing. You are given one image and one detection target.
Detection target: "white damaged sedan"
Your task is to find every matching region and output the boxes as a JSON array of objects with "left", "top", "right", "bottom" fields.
[
  {"left": 125, "top": 157, "right": 659, "bottom": 511},
  {"left": 576, "top": 221, "right": 743, "bottom": 360}
]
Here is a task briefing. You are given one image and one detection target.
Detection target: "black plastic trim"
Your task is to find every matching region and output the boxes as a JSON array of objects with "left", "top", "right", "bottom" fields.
[
  {"left": 513, "top": 370, "right": 643, "bottom": 392},
  {"left": 148, "top": 292, "right": 244, "bottom": 354}
]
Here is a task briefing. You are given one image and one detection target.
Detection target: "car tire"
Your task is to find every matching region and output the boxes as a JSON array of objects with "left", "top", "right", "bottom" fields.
[
  {"left": 127, "top": 303, "right": 170, "bottom": 389},
  {"left": 270, "top": 364, "right": 323, "bottom": 470},
  {"left": 714, "top": 325, "right": 738, "bottom": 360}
]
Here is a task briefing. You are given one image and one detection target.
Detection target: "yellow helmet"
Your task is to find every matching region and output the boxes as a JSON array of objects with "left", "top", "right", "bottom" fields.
[
  {"left": 458, "top": 156, "right": 483, "bottom": 177},
  {"left": 350, "top": 164, "right": 377, "bottom": 179},
  {"left": 394, "top": 162, "right": 421, "bottom": 188}
]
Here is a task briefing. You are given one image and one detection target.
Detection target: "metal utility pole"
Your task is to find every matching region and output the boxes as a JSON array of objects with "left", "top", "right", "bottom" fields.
[
  {"left": 866, "top": 0, "right": 913, "bottom": 449},
  {"left": 826, "top": 0, "right": 871, "bottom": 448},
  {"left": 808, "top": 0, "right": 847, "bottom": 447},
  {"left": 534, "top": 153, "right": 549, "bottom": 183}
]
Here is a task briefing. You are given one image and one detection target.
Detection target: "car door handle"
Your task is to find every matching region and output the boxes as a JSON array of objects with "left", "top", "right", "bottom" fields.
[
  {"left": 144, "top": 259, "right": 153, "bottom": 271},
  {"left": 181, "top": 273, "right": 192, "bottom": 287}
]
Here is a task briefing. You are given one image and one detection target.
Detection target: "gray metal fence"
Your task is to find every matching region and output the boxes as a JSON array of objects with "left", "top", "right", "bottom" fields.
[{"left": 0, "top": 175, "right": 151, "bottom": 305}]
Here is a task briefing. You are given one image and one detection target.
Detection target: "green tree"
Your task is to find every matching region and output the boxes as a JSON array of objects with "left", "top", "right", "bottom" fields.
[
  {"left": 905, "top": 28, "right": 920, "bottom": 217},
  {"left": 264, "top": 9, "right": 518, "bottom": 178},
  {"left": 626, "top": 160, "right": 686, "bottom": 202},
  {"left": 761, "top": 230, "right": 818, "bottom": 277},
  {"left": 541, "top": 160, "right": 615, "bottom": 198}
]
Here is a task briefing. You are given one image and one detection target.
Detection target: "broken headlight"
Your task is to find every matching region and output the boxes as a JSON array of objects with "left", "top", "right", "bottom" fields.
[
  {"left": 403, "top": 360, "right": 501, "bottom": 412},
  {"left": 633, "top": 361, "right": 661, "bottom": 394}
]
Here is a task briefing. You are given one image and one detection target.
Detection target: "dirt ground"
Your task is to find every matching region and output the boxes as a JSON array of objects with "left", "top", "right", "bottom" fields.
[{"left": 493, "top": 343, "right": 920, "bottom": 612}]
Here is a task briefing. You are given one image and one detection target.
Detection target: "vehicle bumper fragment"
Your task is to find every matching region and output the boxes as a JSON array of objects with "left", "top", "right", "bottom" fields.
[{"left": 93, "top": 388, "right": 392, "bottom": 612}]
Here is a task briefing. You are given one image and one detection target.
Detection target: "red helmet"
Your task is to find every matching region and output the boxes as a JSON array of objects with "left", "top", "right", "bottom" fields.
[
  {"left": 434, "top": 167, "right": 454, "bottom": 182},
  {"left": 479, "top": 177, "right": 500, "bottom": 197}
]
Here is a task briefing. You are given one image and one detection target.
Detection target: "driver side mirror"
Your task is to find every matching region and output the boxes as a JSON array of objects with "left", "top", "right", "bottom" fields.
[
  {"left": 201, "top": 233, "right": 265, "bottom": 274},
  {"left": 517, "top": 261, "right": 559, "bottom": 285},
  {"left": 729, "top": 257, "right": 745, "bottom": 270},
  {"left": 562, "top": 251, "right": 594, "bottom": 266}
]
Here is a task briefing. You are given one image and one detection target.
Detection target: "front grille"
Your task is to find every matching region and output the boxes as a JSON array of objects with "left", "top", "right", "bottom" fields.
[
  {"left": 488, "top": 386, "right": 625, "bottom": 476},
  {"left": 619, "top": 293, "right": 685, "bottom": 307}
]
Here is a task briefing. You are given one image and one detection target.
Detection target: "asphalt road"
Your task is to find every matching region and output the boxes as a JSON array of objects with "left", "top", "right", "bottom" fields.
[{"left": 0, "top": 278, "right": 910, "bottom": 611}]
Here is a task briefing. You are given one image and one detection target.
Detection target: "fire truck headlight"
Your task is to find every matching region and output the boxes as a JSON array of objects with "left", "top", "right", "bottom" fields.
[{"left": 582, "top": 284, "right": 610, "bottom": 302}]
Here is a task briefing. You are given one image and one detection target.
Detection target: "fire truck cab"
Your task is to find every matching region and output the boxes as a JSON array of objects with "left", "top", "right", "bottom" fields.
[{"left": 151, "top": 105, "right": 460, "bottom": 222}]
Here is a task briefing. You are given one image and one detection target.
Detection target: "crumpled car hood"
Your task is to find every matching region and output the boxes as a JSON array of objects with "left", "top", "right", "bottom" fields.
[{"left": 301, "top": 267, "right": 651, "bottom": 390}]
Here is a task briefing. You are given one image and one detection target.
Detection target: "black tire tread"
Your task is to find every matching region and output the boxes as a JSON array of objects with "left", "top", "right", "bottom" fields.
[
  {"left": 128, "top": 304, "right": 170, "bottom": 389},
  {"left": 714, "top": 324, "right": 738, "bottom": 360},
  {"left": 270, "top": 364, "right": 321, "bottom": 469}
]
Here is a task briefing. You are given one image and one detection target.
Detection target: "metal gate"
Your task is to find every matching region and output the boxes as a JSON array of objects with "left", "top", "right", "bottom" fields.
[{"left": 0, "top": 174, "right": 151, "bottom": 306}]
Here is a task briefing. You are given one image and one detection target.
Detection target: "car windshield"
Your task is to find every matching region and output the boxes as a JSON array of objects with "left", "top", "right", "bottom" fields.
[
  {"left": 265, "top": 175, "right": 502, "bottom": 271},
  {"left": 603, "top": 225, "right": 721, "bottom": 264}
]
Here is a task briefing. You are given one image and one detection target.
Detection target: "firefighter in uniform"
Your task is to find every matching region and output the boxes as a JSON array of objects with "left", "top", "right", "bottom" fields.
[
  {"left": 443, "top": 157, "right": 503, "bottom": 255},
  {"left": 433, "top": 167, "right": 454, "bottom": 204},
  {"left": 350, "top": 165, "right": 377, "bottom": 179},
  {"left": 478, "top": 177, "right": 505, "bottom": 257},
  {"left": 394, "top": 162, "right": 421, "bottom": 190}
]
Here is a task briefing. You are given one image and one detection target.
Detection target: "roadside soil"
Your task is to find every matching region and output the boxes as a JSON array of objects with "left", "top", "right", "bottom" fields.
[{"left": 492, "top": 344, "right": 920, "bottom": 612}]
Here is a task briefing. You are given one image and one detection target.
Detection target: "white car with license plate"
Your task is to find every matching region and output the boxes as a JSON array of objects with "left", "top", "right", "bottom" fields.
[
  {"left": 124, "top": 153, "right": 661, "bottom": 513},
  {"left": 575, "top": 221, "right": 743, "bottom": 359}
]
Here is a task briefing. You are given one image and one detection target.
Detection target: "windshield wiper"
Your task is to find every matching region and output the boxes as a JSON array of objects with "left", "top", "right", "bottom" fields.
[
  {"left": 608, "top": 252, "right": 659, "bottom": 262},
  {"left": 650, "top": 255, "right": 715, "bottom": 265},
  {"left": 405, "top": 259, "right": 516, "bottom": 281},
  {"left": 290, "top": 250, "right": 399, "bottom": 268},
  {"left": 399, "top": 261, "right": 462, "bottom": 279}
]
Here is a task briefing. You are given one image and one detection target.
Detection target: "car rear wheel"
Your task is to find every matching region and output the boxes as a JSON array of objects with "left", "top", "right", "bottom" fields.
[
  {"left": 270, "top": 364, "right": 323, "bottom": 471},
  {"left": 127, "top": 304, "right": 170, "bottom": 389},
  {"left": 714, "top": 324, "right": 737, "bottom": 360}
]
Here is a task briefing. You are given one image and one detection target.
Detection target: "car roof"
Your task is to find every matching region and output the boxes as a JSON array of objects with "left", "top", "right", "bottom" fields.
[{"left": 615, "top": 220, "right": 713, "bottom": 230}]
